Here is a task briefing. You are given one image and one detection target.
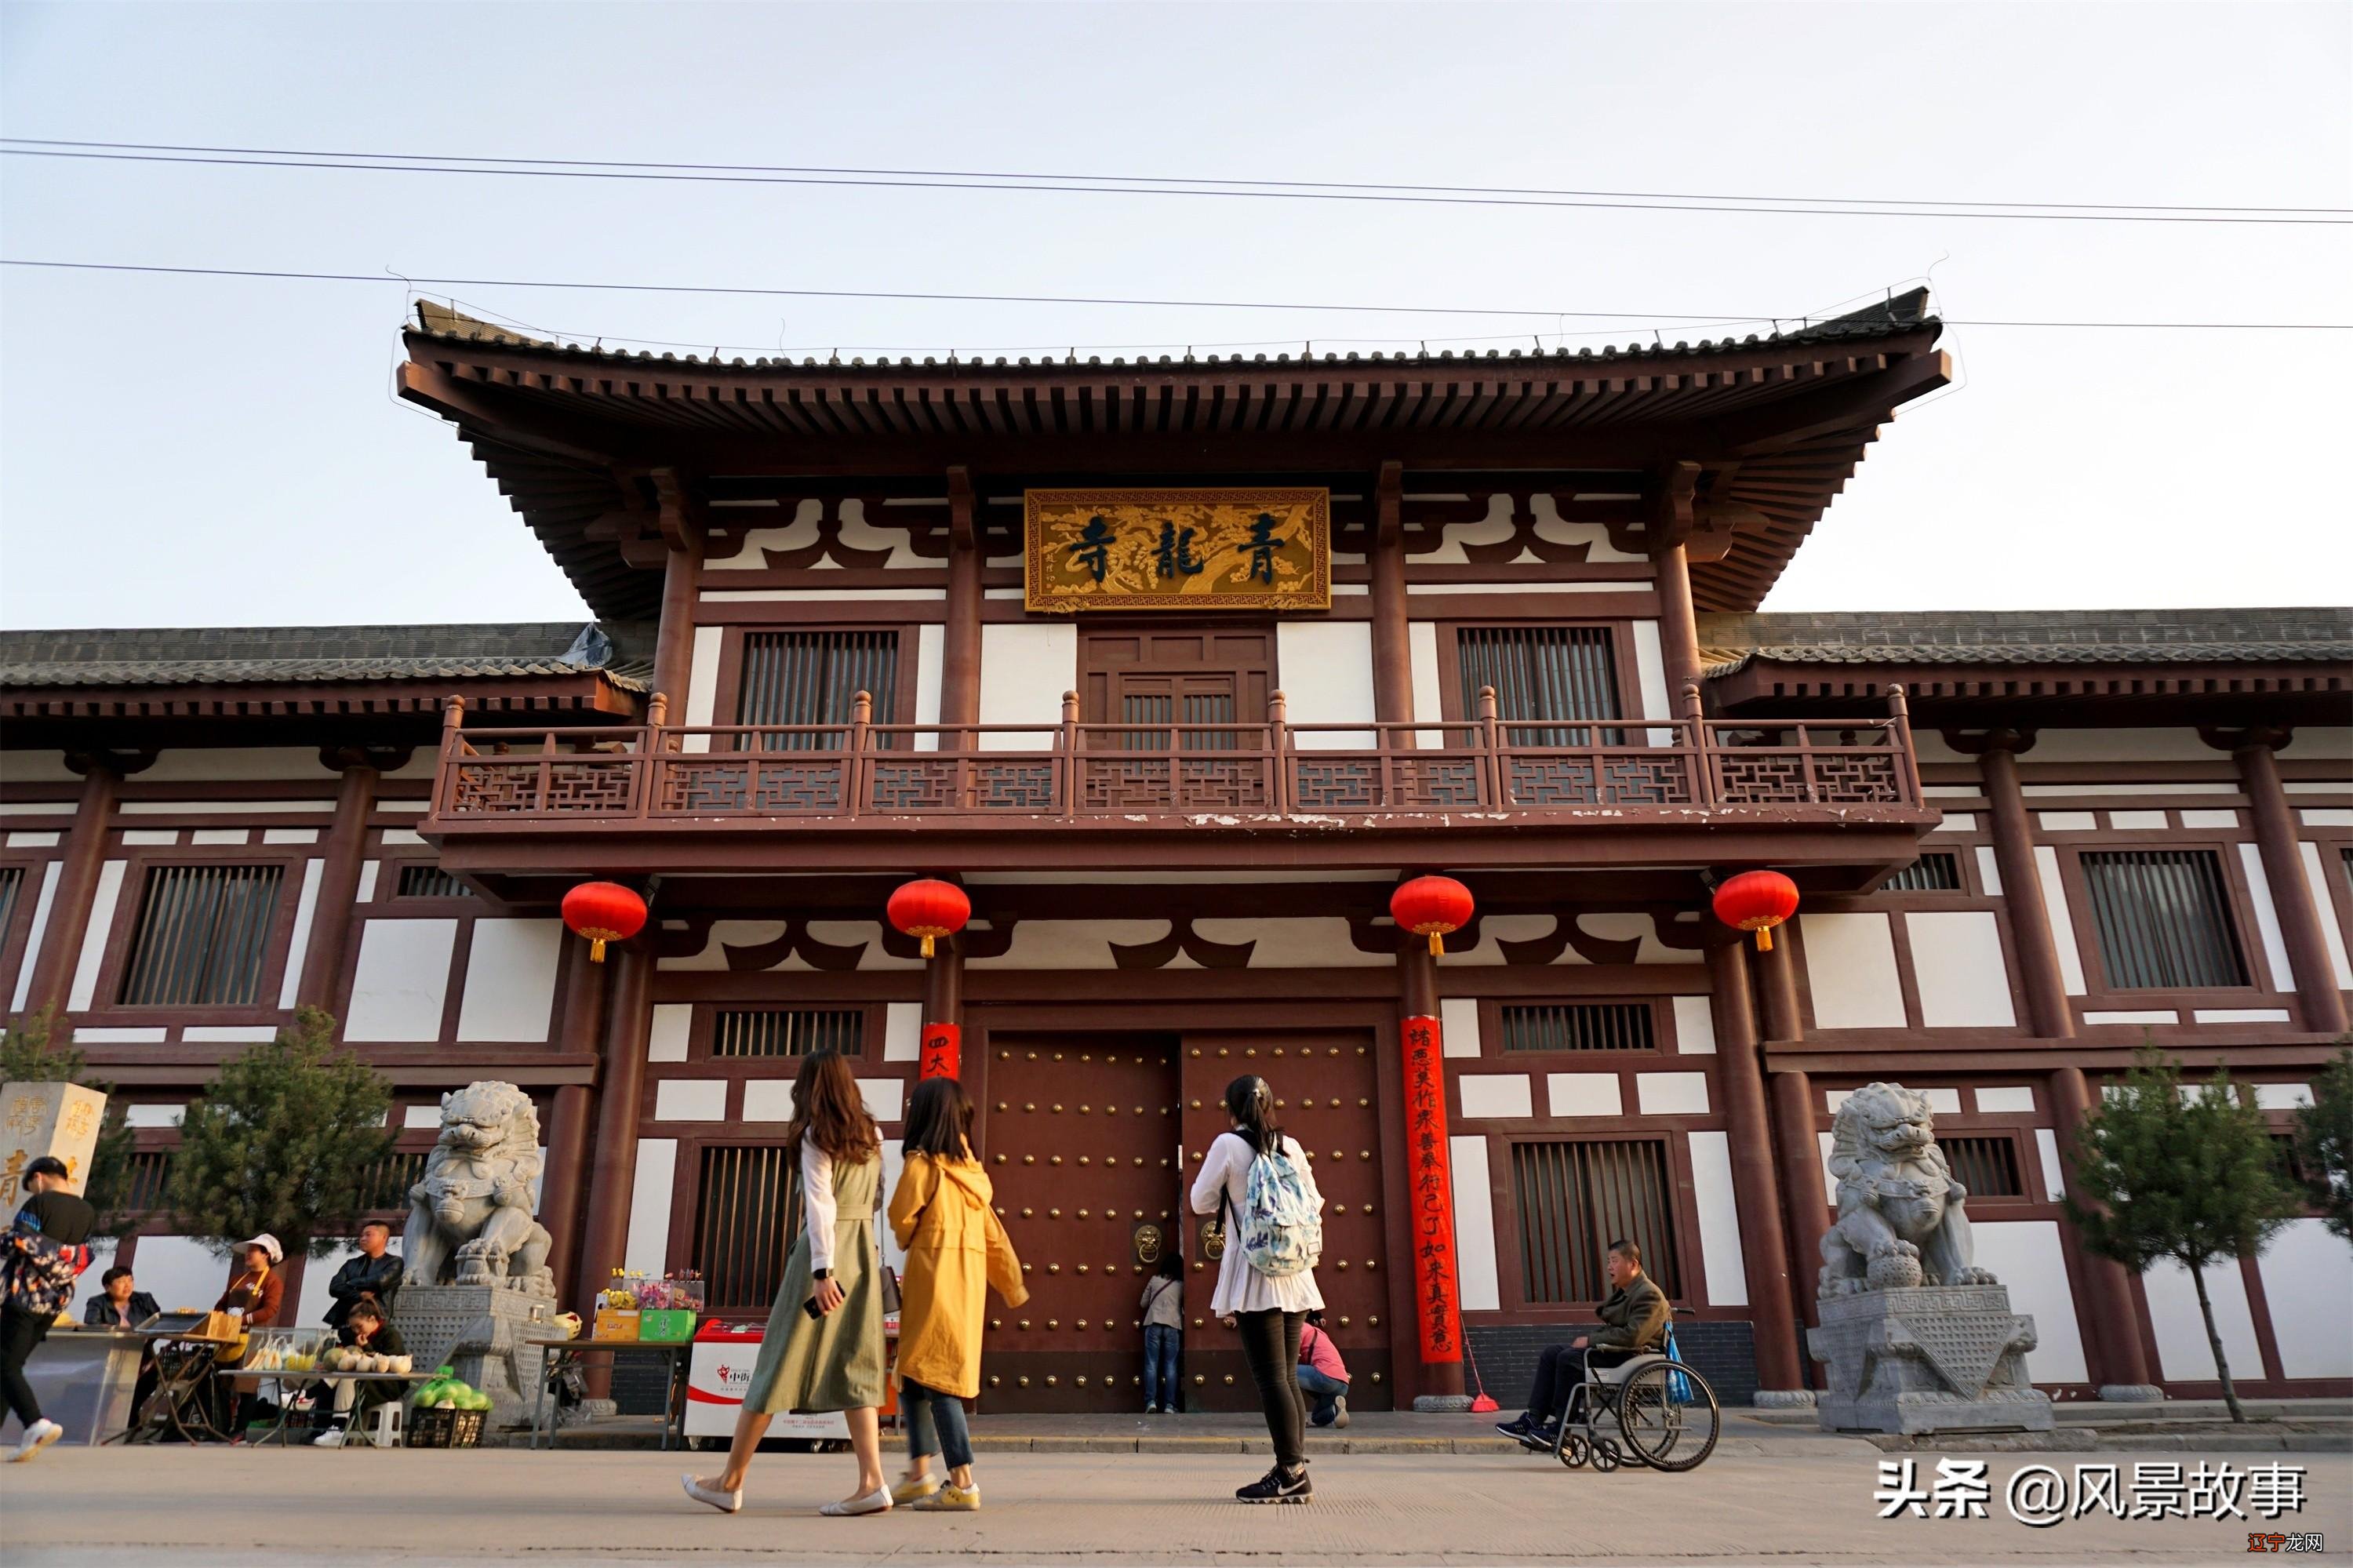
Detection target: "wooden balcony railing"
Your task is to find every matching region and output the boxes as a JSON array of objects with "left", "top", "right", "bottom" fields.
[{"left": 429, "top": 684, "right": 1922, "bottom": 828}]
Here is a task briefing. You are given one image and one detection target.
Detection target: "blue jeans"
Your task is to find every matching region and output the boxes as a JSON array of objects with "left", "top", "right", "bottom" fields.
[
  {"left": 901, "top": 1378, "right": 972, "bottom": 1469},
  {"left": 1297, "top": 1363, "right": 1349, "bottom": 1426},
  {"left": 1143, "top": 1324, "right": 1180, "bottom": 1410}
]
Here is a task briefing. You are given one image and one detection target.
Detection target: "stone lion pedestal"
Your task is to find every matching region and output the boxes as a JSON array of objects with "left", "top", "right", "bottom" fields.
[
  {"left": 396, "top": 1285, "right": 555, "bottom": 1430},
  {"left": 1810, "top": 1283, "right": 2053, "bottom": 1435}
]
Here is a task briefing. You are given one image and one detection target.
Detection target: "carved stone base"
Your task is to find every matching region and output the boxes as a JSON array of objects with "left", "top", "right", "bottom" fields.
[
  {"left": 1808, "top": 1283, "right": 2053, "bottom": 1435},
  {"left": 1753, "top": 1388, "right": 1818, "bottom": 1409},
  {"left": 2099, "top": 1384, "right": 2165, "bottom": 1403},
  {"left": 1413, "top": 1394, "right": 1475, "bottom": 1413},
  {"left": 395, "top": 1285, "right": 558, "bottom": 1431}
]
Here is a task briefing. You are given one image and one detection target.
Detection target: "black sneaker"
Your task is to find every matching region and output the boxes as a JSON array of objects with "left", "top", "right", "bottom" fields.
[
  {"left": 1236, "top": 1465, "right": 1313, "bottom": 1504},
  {"left": 1493, "top": 1414, "right": 1535, "bottom": 1440}
]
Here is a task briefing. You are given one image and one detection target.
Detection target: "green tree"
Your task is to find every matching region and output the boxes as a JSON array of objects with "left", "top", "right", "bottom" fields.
[
  {"left": 2, "top": 1006, "right": 141, "bottom": 1234},
  {"left": 2065, "top": 1047, "right": 2304, "bottom": 1421},
  {"left": 165, "top": 1007, "right": 396, "bottom": 1259},
  {"left": 2293, "top": 1046, "right": 2353, "bottom": 1242}
]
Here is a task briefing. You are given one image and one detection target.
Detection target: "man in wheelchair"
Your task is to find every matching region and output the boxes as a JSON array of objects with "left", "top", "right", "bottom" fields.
[{"left": 1495, "top": 1239, "right": 1667, "bottom": 1447}]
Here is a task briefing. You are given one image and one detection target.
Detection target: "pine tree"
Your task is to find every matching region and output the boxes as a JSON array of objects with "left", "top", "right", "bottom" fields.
[
  {"left": 165, "top": 1006, "right": 396, "bottom": 1259},
  {"left": 2065, "top": 1046, "right": 2304, "bottom": 1421},
  {"left": 2293, "top": 1046, "right": 2353, "bottom": 1242},
  {"left": 2, "top": 1006, "right": 140, "bottom": 1233}
]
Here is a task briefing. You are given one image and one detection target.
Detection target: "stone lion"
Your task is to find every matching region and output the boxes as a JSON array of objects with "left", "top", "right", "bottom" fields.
[
  {"left": 1819, "top": 1082, "right": 1997, "bottom": 1297},
  {"left": 402, "top": 1081, "right": 555, "bottom": 1296}
]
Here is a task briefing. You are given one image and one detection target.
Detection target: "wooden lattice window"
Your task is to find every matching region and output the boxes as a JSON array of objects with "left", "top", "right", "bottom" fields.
[
  {"left": 1457, "top": 626, "right": 1622, "bottom": 746},
  {"left": 118, "top": 864, "right": 284, "bottom": 1006},
  {"left": 1501, "top": 1002, "right": 1656, "bottom": 1053},
  {"left": 736, "top": 631, "right": 898, "bottom": 749},
  {"left": 395, "top": 864, "right": 475, "bottom": 900},
  {"left": 1940, "top": 1136, "right": 2024, "bottom": 1199},
  {"left": 2271, "top": 1133, "right": 2311, "bottom": 1188},
  {"left": 1510, "top": 1138, "right": 1679, "bottom": 1303},
  {"left": 361, "top": 1149, "right": 431, "bottom": 1213},
  {"left": 1883, "top": 853, "right": 1962, "bottom": 893},
  {"left": 695, "top": 1144, "right": 801, "bottom": 1311},
  {"left": 0, "top": 864, "right": 23, "bottom": 940},
  {"left": 122, "top": 1149, "right": 173, "bottom": 1213},
  {"left": 711, "top": 1009, "right": 864, "bottom": 1058},
  {"left": 2079, "top": 849, "right": 2249, "bottom": 989}
]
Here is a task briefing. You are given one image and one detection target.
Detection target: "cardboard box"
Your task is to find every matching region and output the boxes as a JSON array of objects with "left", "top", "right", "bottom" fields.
[
  {"left": 638, "top": 1309, "right": 695, "bottom": 1343},
  {"left": 592, "top": 1308, "right": 640, "bottom": 1342}
]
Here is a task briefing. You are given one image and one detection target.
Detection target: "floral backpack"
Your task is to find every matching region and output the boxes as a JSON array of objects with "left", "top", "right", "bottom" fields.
[
  {"left": 1226, "top": 1143, "right": 1323, "bottom": 1280},
  {"left": 3, "top": 1223, "right": 93, "bottom": 1319}
]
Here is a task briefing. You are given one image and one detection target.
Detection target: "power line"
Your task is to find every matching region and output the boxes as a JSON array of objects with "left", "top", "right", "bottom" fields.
[
  {"left": 5, "top": 143, "right": 2348, "bottom": 226},
  {"left": 9, "top": 136, "right": 2343, "bottom": 217},
  {"left": 7, "top": 259, "right": 2345, "bottom": 334}
]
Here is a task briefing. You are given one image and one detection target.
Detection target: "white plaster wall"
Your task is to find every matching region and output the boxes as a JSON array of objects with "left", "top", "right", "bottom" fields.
[
  {"left": 882, "top": 1002, "right": 923, "bottom": 1061},
  {"left": 2140, "top": 1257, "right": 2263, "bottom": 1383},
  {"left": 1906, "top": 911, "right": 2017, "bottom": 1028},
  {"left": 624, "top": 1138, "right": 680, "bottom": 1278},
  {"left": 1969, "top": 1221, "right": 2088, "bottom": 1383},
  {"left": 1408, "top": 621, "right": 1445, "bottom": 745},
  {"left": 2032, "top": 846, "right": 2089, "bottom": 994},
  {"left": 455, "top": 919, "right": 563, "bottom": 1042},
  {"left": 655, "top": 1079, "right": 727, "bottom": 1121},
  {"left": 648, "top": 1004, "right": 692, "bottom": 1062},
  {"left": 1457, "top": 1075, "right": 1532, "bottom": 1119},
  {"left": 2280, "top": 728, "right": 2353, "bottom": 765},
  {"left": 744, "top": 1081, "right": 795, "bottom": 1121},
  {"left": 860, "top": 1078, "right": 906, "bottom": 1122},
  {"left": 703, "top": 498, "right": 818, "bottom": 566},
  {"left": 0, "top": 751, "right": 80, "bottom": 783},
  {"left": 1630, "top": 620, "right": 1675, "bottom": 745},
  {"left": 342, "top": 919, "right": 457, "bottom": 1041},
  {"left": 9, "top": 863, "right": 60, "bottom": 1012},
  {"left": 65, "top": 860, "right": 127, "bottom": 1011},
  {"left": 679, "top": 625, "right": 726, "bottom": 747},
  {"left": 912, "top": 623, "right": 945, "bottom": 751},
  {"left": 1529, "top": 492, "right": 1650, "bottom": 562},
  {"left": 977, "top": 624, "right": 1076, "bottom": 748},
  {"left": 1438, "top": 995, "right": 1481, "bottom": 1058},
  {"left": 130, "top": 1235, "right": 230, "bottom": 1313},
  {"left": 2235, "top": 842, "right": 2297, "bottom": 992},
  {"left": 1449, "top": 1135, "right": 1501, "bottom": 1312},
  {"left": 1185, "top": 919, "right": 1391, "bottom": 969},
  {"left": 1800, "top": 912, "right": 1907, "bottom": 1029},
  {"left": 2297, "top": 840, "right": 2353, "bottom": 987},
  {"left": 1636, "top": 1071, "right": 1708, "bottom": 1115},
  {"left": 2032, "top": 1130, "right": 2068, "bottom": 1201},
  {"left": 1404, "top": 493, "right": 1512, "bottom": 562},
  {"left": 1686, "top": 1130, "right": 1747, "bottom": 1307},
  {"left": 275, "top": 859, "right": 326, "bottom": 1010},
  {"left": 1547, "top": 1073, "right": 1624, "bottom": 1117},
  {"left": 1275, "top": 622, "right": 1377, "bottom": 750},
  {"left": 1671, "top": 995, "right": 1717, "bottom": 1054},
  {"left": 2257, "top": 1219, "right": 2353, "bottom": 1378},
  {"left": 969, "top": 920, "right": 1190, "bottom": 970}
]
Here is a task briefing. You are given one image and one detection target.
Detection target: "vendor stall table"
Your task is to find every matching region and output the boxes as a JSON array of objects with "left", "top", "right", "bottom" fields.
[
  {"left": 121, "top": 1330, "right": 245, "bottom": 1446},
  {"left": 247, "top": 1371, "right": 442, "bottom": 1447},
  {"left": 0, "top": 1326, "right": 144, "bottom": 1448},
  {"left": 525, "top": 1339, "right": 689, "bottom": 1452}
]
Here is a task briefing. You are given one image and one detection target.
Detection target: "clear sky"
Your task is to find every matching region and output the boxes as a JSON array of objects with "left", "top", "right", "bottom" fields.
[{"left": 1, "top": 2, "right": 2346, "bottom": 630}]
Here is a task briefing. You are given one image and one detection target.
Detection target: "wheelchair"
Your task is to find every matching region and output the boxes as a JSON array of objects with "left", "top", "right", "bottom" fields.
[{"left": 1526, "top": 1309, "right": 1722, "bottom": 1474}]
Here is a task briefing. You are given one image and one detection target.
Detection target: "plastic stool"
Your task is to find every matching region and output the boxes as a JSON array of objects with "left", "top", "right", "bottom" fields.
[{"left": 365, "top": 1400, "right": 404, "bottom": 1449}]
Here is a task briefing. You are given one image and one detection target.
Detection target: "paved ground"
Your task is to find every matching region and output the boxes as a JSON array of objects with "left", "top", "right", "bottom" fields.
[{"left": 5, "top": 1442, "right": 2346, "bottom": 1565}]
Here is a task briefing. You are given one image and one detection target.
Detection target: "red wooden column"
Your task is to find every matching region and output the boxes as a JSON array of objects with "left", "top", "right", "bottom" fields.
[
  {"left": 1704, "top": 938, "right": 1804, "bottom": 1398},
  {"left": 23, "top": 757, "right": 123, "bottom": 1020},
  {"left": 2046, "top": 1064, "right": 2160, "bottom": 1399},
  {"left": 2221, "top": 729, "right": 2348, "bottom": 1035},
  {"left": 939, "top": 465, "right": 983, "bottom": 742},
  {"left": 1367, "top": 461, "right": 1414, "bottom": 738},
  {"left": 919, "top": 938, "right": 965, "bottom": 1079},
  {"left": 1651, "top": 540, "right": 1706, "bottom": 694},
  {"left": 1396, "top": 940, "right": 1467, "bottom": 1407},
  {"left": 1768, "top": 1068, "right": 1829, "bottom": 1369},
  {"left": 539, "top": 947, "right": 613, "bottom": 1306},
  {"left": 1956, "top": 731, "right": 2076, "bottom": 1039},
  {"left": 296, "top": 750, "right": 382, "bottom": 1010},
  {"left": 574, "top": 944, "right": 653, "bottom": 1303}
]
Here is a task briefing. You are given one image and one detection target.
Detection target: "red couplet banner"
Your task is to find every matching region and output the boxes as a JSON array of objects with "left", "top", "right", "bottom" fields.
[
  {"left": 918, "top": 1021, "right": 962, "bottom": 1080},
  {"left": 1400, "top": 1013, "right": 1463, "bottom": 1365}
]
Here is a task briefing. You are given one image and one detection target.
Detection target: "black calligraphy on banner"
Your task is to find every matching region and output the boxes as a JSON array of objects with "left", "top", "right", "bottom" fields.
[{"left": 1401, "top": 1014, "right": 1462, "bottom": 1363}]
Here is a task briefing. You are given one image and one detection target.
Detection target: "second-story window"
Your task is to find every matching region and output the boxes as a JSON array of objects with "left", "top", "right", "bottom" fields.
[
  {"left": 1882, "top": 853, "right": 1964, "bottom": 893},
  {"left": 736, "top": 630, "right": 899, "bottom": 749},
  {"left": 1457, "top": 625, "right": 1620, "bottom": 745},
  {"left": 118, "top": 863, "right": 284, "bottom": 1006},
  {"left": 2079, "top": 849, "right": 2249, "bottom": 989}
]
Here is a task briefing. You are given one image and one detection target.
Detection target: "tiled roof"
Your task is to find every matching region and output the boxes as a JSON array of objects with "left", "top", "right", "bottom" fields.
[
  {"left": 413, "top": 289, "right": 1933, "bottom": 372},
  {"left": 1698, "top": 607, "right": 2353, "bottom": 676},
  {"left": 0, "top": 622, "right": 651, "bottom": 691}
]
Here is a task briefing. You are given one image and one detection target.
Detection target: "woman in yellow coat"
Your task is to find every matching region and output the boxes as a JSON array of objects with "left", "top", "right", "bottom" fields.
[{"left": 886, "top": 1075, "right": 1027, "bottom": 1512}]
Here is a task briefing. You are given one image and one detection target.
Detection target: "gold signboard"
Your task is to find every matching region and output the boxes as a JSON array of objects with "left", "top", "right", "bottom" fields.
[{"left": 1024, "top": 487, "right": 1329, "bottom": 613}]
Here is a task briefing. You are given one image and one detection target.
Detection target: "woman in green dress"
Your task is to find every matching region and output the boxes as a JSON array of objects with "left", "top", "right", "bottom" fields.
[{"left": 685, "top": 1050, "right": 890, "bottom": 1516}]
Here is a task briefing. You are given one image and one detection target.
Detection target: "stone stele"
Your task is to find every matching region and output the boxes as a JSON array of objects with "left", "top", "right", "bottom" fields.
[{"left": 1806, "top": 1082, "right": 2054, "bottom": 1434}]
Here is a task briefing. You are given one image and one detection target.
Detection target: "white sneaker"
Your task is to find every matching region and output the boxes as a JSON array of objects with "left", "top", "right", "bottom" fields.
[
  {"left": 818, "top": 1486, "right": 893, "bottom": 1517},
  {"left": 312, "top": 1424, "right": 349, "bottom": 1448},
  {"left": 682, "top": 1474, "right": 743, "bottom": 1515},
  {"left": 9, "top": 1419, "right": 62, "bottom": 1462}
]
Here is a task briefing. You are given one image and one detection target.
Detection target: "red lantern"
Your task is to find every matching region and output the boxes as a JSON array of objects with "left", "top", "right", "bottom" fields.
[
  {"left": 888, "top": 878, "right": 970, "bottom": 959},
  {"left": 561, "top": 881, "right": 646, "bottom": 962},
  {"left": 1391, "top": 875, "right": 1475, "bottom": 956},
  {"left": 1713, "top": 869, "right": 1800, "bottom": 950}
]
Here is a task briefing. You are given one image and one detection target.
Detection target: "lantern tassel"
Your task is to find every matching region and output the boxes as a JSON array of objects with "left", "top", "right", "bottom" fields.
[
  {"left": 1754, "top": 926, "right": 1773, "bottom": 951},
  {"left": 920, "top": 933, "right": 936, "bottom": 959},
  {"left": 1427, "top": 930, "right": 1445, "bottom": 957},
  {"left": 590, "top": 937, "right": 609, "bottom": 962}
]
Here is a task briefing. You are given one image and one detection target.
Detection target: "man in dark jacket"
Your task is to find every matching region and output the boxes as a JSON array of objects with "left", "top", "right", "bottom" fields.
[
  {"left": 1497, "top": 1239, "right": 1670, "bottom": 1445},
  {"left": 83, "top": 1267, "right": 161, "bottom": 1329},
  {"left": 324, "top": 1221, "right": 402, "bottom": 1333}
]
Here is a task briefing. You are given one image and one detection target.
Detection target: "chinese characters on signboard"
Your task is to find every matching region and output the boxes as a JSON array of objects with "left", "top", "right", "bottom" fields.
[
  {"left": 918, "top": 1022, "right": 962, "bottom": 1081},
  {"left": 1400, "top": 1014, "right": 1463, "bottom": 1365},
  {"left": 1024, "top": 488, "right": 1329, "bottom": 613}
]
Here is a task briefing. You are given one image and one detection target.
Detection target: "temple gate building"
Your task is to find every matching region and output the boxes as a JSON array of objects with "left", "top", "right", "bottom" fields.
[{"left": 3, "top": 290, "right": 2348, "bottom": 1410}]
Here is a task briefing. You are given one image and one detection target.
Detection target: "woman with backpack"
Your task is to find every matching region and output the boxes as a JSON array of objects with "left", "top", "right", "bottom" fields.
[
  {"left": 684, "top": 1050, "right": 891, "bottom": 1517},
  {"left": 886, "top": 1075, "right": 1027, "bottom": 1512},
  {"left": 1189, "top": 1074, "right": 1325, "bottom": 1503}
]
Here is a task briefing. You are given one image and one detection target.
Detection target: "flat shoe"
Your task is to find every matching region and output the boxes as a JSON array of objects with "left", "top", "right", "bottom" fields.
[
  {"left": 819, "top": 1486, "right": 893, "bottom": 1517},
  {"left": 682, "top": 1474, "right": 742, "bottom": 1515}
]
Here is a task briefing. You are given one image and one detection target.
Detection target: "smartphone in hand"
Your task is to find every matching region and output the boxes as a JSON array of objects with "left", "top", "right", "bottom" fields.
[{"left": 804, "top": 1296, "right": 824, "bottom": 1320}]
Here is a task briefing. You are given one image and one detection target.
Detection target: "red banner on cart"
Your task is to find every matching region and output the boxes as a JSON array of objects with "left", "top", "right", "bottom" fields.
[
  {"left": 919, "top": 1021, "right": 962, "bottom": 1080},
  {"left": 1401, "top": 1013, "right": 1463, "bottom": 1365}
]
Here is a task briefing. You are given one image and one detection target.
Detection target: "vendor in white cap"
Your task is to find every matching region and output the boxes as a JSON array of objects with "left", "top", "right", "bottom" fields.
[{"left": 213, "top": 1234, "right": 285, "bottom": 1439}]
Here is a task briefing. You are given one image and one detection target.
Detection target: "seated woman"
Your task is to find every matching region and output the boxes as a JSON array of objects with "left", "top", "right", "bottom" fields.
[
  {"left": 83, "top": 1266, "right": 161, "bottom": 1330},
  {"left": 312, "top": 1298, "right": 406, "bottom": 1447}
]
